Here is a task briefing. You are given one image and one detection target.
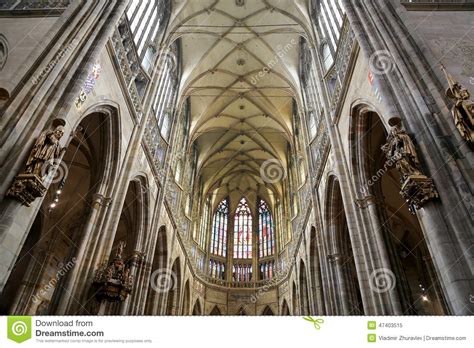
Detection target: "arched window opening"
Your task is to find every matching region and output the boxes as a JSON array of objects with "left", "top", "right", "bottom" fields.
[
  {"left": 259, "top": 260, "right": 275, "bottom": 280},
  {"left": 209, "top": 259, "right": 226, "bottom": 280},
  {"left": 151, "top": 41, "right": 179, "bottom": 141},
  {"left": 312, "top": 0, "right": 345, "bottom": 52},
  {"left": 233, "top": 198, "right": 252, "bottom": 259},
  {"left": 321, "top": 42, "right": 334, "bottom": 71},
  {"left": 126, "top": 0, "right": 169, "bottom": 61},
  {"left": 198, "top": 196, "right": 210, "bottom": 250},
  {"left": 233, "top": 264, "right": 252, "bottom": 282},
  {"left": 258, "top": 199, "right": 275, "bottom": 257},
  {"left": 210, "top": 198, "right": 229, "bottom": 257}
]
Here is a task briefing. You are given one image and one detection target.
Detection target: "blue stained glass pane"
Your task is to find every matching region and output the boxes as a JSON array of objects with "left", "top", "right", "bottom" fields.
[{"left": 210, "top": 198, "right": 229, "bottom": 257}]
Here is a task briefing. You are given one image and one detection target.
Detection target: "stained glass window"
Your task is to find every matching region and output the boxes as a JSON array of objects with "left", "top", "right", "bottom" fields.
[
  {"left": 258, "top": 199, "right": 275, "bottom": 257},
  {"left": 198, "top": 197, "right": 210, "bottom": 250},
  {"left": 260, "top": 261, "right": 275, "bottom": 280},
  {"left": 210, "top": 199, "right": 229, "bottom": 257},
  {"left": 209, "top": 259, "right": 225, "bottom": 280},
  {"left": 233, "top": 264, "right": 252, "bottom": 282},
  {"left": 233, "top": 198, "right": 252, "bottom": 259}
]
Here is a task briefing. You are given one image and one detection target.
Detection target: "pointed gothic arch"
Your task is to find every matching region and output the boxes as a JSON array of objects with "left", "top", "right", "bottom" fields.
[
  {"left": 348, "top": 104, "right": 448, "bottom": 315},
  {"left": 192, "top": 299, "right": 202, "bottom": 315},
  {"left": 281, "top": 300, "right": 291, "bottom": 316},
  {"left": 209, "top": 305, "right": 221, "bottom": 316},
  {"left": 261, "top": 306, "right": 274, "bottom": 315},
  {"left": 166, "top": 258, "right": 182, "bottom": 315},
  {"left": 145, "top": 225, "right": 168, "bottom": 315}
]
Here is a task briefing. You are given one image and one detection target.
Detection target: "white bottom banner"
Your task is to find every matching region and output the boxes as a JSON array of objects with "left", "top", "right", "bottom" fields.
[{"left": 1, "top": 316, "right": 471, "bottom": 347}]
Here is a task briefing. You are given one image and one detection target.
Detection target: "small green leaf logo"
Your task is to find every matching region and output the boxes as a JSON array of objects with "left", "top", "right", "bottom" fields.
[
  {"left": 7, "top": 316, "right": 32, "bottom": 343},
  {"left": 303, "top": 316, "right": 324, "bottom": 330}
]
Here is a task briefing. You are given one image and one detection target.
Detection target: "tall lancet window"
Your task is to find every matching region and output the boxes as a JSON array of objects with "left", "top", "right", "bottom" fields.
[
  {"left": 258, "top": 199, "right": 275, "bottom": 258},
  {"left": 233, "top": 198, "right": 253, "bottom": 259},
  {"left": 126, "top": 0, "right": 169, "bottom": 58},
  {"left": 210, "top": 199, "right": 229, "bottom": 257}
]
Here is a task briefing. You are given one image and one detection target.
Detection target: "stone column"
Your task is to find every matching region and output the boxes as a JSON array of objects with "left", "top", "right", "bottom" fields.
[
  {"left": 362, "top": 196, "right": 404, "bottom": 314},
  {"left": 342, "top": 0, "right": 473, "bottom": 315},
  {"left": 0, "top": 0, "right": 128, "bottom": 295},
  {"left": 54, "top": 193, "right": 112, "bottom": 314},
  {"left": 328, "top": 253, "right": 351, "bottom": 315}
]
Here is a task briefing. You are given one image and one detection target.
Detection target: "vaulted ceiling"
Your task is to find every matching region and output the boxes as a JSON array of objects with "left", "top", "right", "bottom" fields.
[{"left": 167, "top": 0, "right": 312, "bottom": 211}]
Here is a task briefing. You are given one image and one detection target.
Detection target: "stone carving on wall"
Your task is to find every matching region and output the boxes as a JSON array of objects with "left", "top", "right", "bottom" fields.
[
  {"left": 382, "top": 119, "right": 438, "bottom": 213},
  {"left": 441, "top": 65, "right": 474, "bottom": 145},
  {"left": 6, "top": 125, "right": 65, "bottom": 206},
  {"left": 93, "top": 241, "right": 135, "bottom": 303}
]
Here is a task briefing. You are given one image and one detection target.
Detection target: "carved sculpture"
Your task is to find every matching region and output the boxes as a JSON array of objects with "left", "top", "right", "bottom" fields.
[
  {"left": 25, "top": 125, "right": 65, "bottom": 178},
  {"left": 441, "top": 65, "right": 474, "bottom": 145},
  {"left": 93, "top": 241, "right": 136, "bottom": 303},
  {"left": 382, "top": 120, "right": 438, "bottom": 213},
  {"left": 6, "top": 125, "right": 65, "bottom": 206},
  {"left": 382, "top": 123, "right": 422, "bottom": 181}
]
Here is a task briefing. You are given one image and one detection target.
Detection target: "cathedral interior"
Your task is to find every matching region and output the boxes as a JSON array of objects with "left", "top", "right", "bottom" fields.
[{"left": 0, "top": 0, "right": 473, "bottom": 316}]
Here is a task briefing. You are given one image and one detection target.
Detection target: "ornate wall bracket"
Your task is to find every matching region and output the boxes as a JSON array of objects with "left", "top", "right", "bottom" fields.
[
  {"left": 92, "top": 241, "right": 136, "bottom": 303},
  {"left": 400, "top": 174, "right": 439, "bottom": 214},
  {"left": 6, "top": 174, "right": 47, "bottom": 206},
  {"left": 382, "top": 119, "right": 439, "bottom": 214}
]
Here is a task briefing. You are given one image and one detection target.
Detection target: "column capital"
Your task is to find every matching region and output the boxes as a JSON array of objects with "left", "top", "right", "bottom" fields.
[{"left": 92, "top": 193, "right": 112, "bottom": 208}]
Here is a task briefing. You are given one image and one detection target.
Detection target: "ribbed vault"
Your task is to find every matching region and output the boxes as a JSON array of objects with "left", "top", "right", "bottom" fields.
[{"left": 167, "top": 0, "right": 312, "bottom": 211}]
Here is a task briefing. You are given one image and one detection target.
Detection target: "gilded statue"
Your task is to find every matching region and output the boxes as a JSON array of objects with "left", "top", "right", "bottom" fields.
[
  {"left": 382, "top": 123, "right": 422, "bottom": 181},
  {"left": 116, "top": 241, "right": 126, "bottom": 260},
  {"left": 6, "top": 124, "right": 66, "bottom": 206},
  {"left": 382, "top": 119, "right": 438, "bottom": 213},
  {"left": 25, "top": 125, "right": 65, "bottom": 178},
  {"left": 441, "top": 65, "right": 474, "bottom": 145}
]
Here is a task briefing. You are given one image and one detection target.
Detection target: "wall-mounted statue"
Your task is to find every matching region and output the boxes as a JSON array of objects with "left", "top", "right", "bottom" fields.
[
  {"left": 382, "top": 119, "right": 438, "bottom": 213},
  {"left": 6, "top": 125, "right": 65, "bottom": 206},
  {"left": 382, "top": 122, "right": 422, "bottom": 180},
  {"left": 441, "top": 65, "right": 474, "bottom": 145},
  {"left": 25, "top": 125, "right": 65, "bottom": 178}
]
